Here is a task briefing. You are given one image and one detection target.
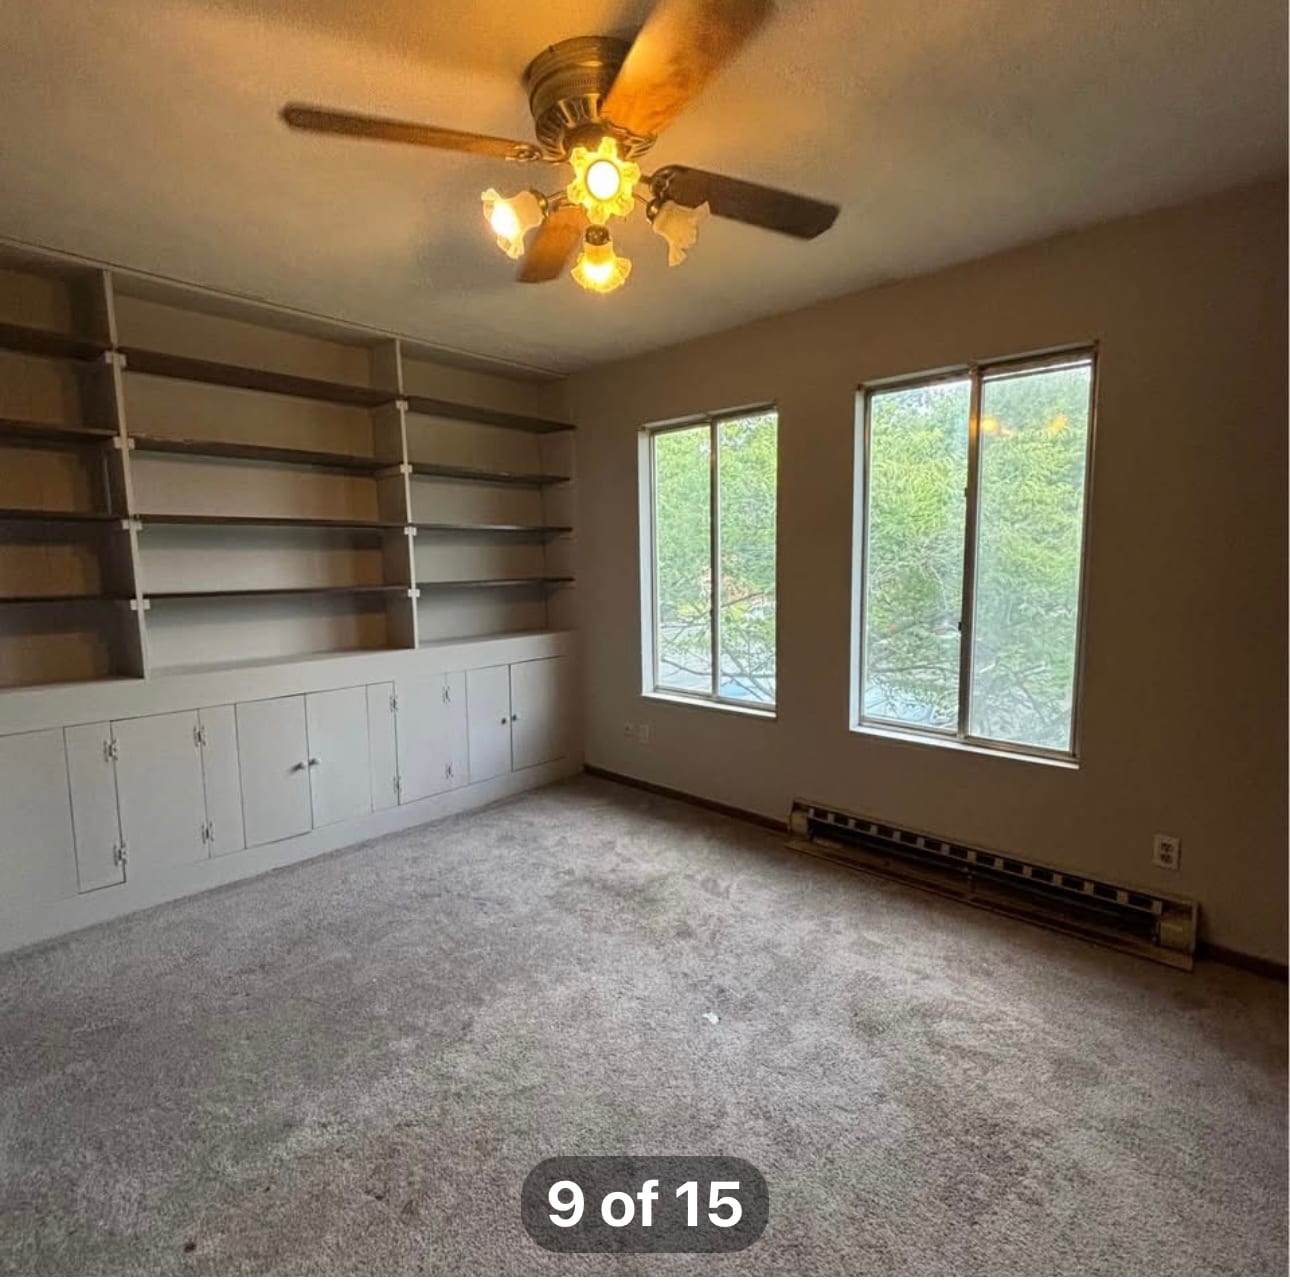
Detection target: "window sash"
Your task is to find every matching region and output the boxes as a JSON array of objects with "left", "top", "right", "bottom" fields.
[
  {"left": 648, "top": 410, "right": 777, "bottom": 711},
  {"left": 856, "top": 346, "right": 1096, "bottom": 759}
]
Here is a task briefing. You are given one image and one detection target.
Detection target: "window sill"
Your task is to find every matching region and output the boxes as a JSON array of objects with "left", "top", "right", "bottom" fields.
[
  {"left": 644, "top": 690, "right": 777, "bottom": 721},
  {"left": 849, "top": 721, "right": 1077, "bottom": 769}
]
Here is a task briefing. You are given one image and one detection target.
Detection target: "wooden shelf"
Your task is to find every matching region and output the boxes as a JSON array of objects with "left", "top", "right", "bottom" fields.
[
  {"left": 415, "top": 522, "right": 572, "bottom": 536},
  {"left": 0, "top": 507, "right": 123, "bottom": 526},
  {"left": 0, "top": 417, "right": 118, "bottom": 449},
  {"left": 0, "top": 591, "right": 132, "bottom": 605},
  {"left": 135, "top": 512, "right": 407, "bottom": 532},
  {"left": 0, "top": 255, "right": 579, "bottom": 697},
  {"left": 0, "top": 321, "right": 107, "bottom": 362},
  {"left": 408, "top": 461, "right": 570, "bottom": 486},
  {"left": 119, "top": 346, "right": 399, "bottom": 409},
  {"left": 130, "top": 434, "right": 390, "bottom": 474},
  {"left": 145, "top": 584, "right": 408, "bottom": 601},
  {"left": 117, "top": 345, "right": 574, "bottom": 434},
  {"left": 403, "top": 392, "right": 573, "bottom": 435},
  {"left": 418, "top": 577, "right": 574, "bottom": 590}
]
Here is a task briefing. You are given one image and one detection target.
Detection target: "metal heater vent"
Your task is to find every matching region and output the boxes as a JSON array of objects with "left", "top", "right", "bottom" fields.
[{"left": 788, "top": 799, "right": 1198, "bottom": 970}]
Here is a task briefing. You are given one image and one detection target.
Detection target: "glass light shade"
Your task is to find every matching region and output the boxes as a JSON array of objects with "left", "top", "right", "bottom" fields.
[
  {"left": 572, "top": 228, "right": 631, "bottom": 294},
  {"left": 649, "top": 199, "right": 710, "bottom": 267},
  {"left": 480, "top": 188, "right": 545, "bottom": 259},
  {"left": 566, "top": 136, "right": 640, "bottom": 225}
]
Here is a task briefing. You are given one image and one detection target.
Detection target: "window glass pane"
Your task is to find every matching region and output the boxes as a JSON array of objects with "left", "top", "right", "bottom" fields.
[
  {"left": 718, "top": 412, "right": 777, "bottom": 705},
  {"left": 862, "top": 378, "right": 971, "bottom": 729},
  {"left": 969, "top": 361, "right": 1092, "bottom": 751},
  {"left": 654, "top": 425, "right": 712, "bottom": 693}
]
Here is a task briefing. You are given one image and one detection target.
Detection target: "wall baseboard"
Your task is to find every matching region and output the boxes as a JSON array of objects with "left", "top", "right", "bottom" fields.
[
  {"left": 1196, "top": 942, "right": 1288, "bottom": 980},
  {"left": 582, "top": 764, "right": 1288, "bottom": 982},
  {"left": 583, "top": 764, "right": 782, "bottom": 833}
]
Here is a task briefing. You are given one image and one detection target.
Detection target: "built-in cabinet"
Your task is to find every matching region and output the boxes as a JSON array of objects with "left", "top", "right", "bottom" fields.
[
  {"left": 63, "top": 721, "right": 125, "bottom": 893},
  {"left": 61, "top": 704, "right": 250, "bottom": 888},
  {"left": 467, "top": 665, "right": 514, "bottom": 783},
  {"left": 395, "top": 671, "right": 468, "bottom": 802},
  {"left": 200, "top": 705, "right": 245, "bottom": 857},
  {"left": 0, "top": 245, "right": 579, "bottom": 954},
  {"left": 467, "top": 655, "right": 575, "bottom": 781},
  {"left": 367, "top": 682, "right": 399, "bottom": 812},
  {"left": 112, "top": 710, "right": 210, "bottom": 873},
  {"left": 0, "top": 649, "right": 575, "bottom": 950},
  {"left": 0, "top": 728, "right": 79, "bottom": 905},
  {"left": 305, "top": 686, "right": 373, "bottom": 829},
  {"left": 237, "top": 695, "right": 313, "bottom": 847},
  {"left": 511, "top": 656, "right": 575, "bottom": 771}
]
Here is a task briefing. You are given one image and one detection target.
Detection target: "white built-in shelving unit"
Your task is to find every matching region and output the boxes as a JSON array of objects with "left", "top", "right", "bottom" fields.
[{"left": 0, "top": 247, "right": 576, "bottom": 689}]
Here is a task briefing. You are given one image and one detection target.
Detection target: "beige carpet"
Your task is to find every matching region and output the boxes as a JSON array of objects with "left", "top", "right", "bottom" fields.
[{"left": 0, "top": 774, "right": 1285, "bottom": 1274}]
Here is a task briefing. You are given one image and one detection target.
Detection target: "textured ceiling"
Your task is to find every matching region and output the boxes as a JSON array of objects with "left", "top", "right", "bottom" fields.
[{"left": 0, "top": 0, "right": 1284, "bottom": 374}]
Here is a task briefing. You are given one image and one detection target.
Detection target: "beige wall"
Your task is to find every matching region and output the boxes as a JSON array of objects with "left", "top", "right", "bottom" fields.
[{"left": 566, "top": 178, "right": 1288, "bottom": 963}]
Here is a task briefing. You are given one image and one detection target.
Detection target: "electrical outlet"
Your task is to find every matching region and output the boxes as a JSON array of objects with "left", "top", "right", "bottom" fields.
[
  {"left": 1152, "top": 834, "right": 1181, "bottom": 871},
  {"left": 638, "top": 723, "right": 651, "bottom": 745},
  {"left": 623, "top": 721, "right": 635, "bottom": 740}
]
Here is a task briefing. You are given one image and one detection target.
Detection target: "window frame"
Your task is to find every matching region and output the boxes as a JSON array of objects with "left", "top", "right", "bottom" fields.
[
  {"left": 852, "top": 345, "right": 1098, "bottom": 763},
  {"left": 643, "top": 405, "right": 779, "bottom": 715}
]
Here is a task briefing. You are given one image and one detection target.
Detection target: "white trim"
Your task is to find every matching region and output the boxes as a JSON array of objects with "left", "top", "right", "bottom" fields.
[
  {"left": 644, "top": 690, "right": 777, "bottom": 721},
  {"left": 849, "top": 719, "right": 1078, "bottom": 769}
]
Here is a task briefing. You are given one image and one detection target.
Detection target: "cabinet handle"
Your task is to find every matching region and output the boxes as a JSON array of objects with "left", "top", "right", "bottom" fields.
[
  {"left": 499, "top": 717, "right": 507, "bottom": 726},
  {"left": 308, "top": 757, "right": 320, "bottom": 767},
  {"left": 510, "top": 714, "right": 518, "bottom": 723},
  {"left": 291, "top": 762, "right": 306, "bottom": 772}
]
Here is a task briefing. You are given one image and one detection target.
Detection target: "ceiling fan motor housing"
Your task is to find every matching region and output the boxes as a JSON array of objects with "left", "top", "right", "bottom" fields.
[{"left": 523, "top": 36, "right": 654, "bottom": 161}]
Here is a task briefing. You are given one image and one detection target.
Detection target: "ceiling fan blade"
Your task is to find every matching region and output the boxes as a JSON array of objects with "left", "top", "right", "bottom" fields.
[
  {"left": 654, "top": 165, "right": 838, "bottom": 239},
  {"left": 517, "top": 206, "right": 589, "bottom": 282},
  {"left": 281, "top": 104, "right": 543, "bottom": 162},
  {"left": 601, "top": 0, "right": 773, "bottom": 140}
]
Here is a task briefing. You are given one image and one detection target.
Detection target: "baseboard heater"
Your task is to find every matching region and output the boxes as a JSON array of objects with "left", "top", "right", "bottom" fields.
[{"left": 787, "top": 799, "right": 1198, "bottom": 971}]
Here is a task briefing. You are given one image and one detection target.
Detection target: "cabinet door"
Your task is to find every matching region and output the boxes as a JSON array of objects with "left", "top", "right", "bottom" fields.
[
  {"left": 64, "top": 722, "right": 124, "bottom": 892},
  {"left": 396, "top": 672, "right": 452, "bottom": 801},
  {"left": 236, "top": 696, "right": 312, "bottom": 847},
  {"left": 306, "top": 686, "right": 372, "bottom": 829},
  {"left": 440, "top": 671, "right": 469, "bottom": 790},
  {"left": 0, "top": 728, "right": 78, "bottom": 905},
  {"left": 510, "top": 655, "right": 575, "bottom": 770},
  {"left": 113, "top": 710, "right": 208, "bottom": 874},
  {"left": 367, "top": 683, "right": 399, "bottom": 812},
  {"left": 200, "top": 705, "right": 245, "bottom": 857},
  {"left": 466, "top": 664, "right": 513, "bottom": 783}
]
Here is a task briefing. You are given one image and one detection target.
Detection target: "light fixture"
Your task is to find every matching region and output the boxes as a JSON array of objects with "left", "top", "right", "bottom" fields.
[
  {"left": 571, "top": 226, "right": 631, "bottom": 294},
  {"left": 566, "top": 136, "right": 640, "bottom": 226},
  {"left": 648, "top": 199, "right": 710, "bottom": 266},
  {"left": 480, "top": 188, "right": 545, "bottom": 259},
  {"left": 284, "top": 21, "right": 843, "bottom": 300}
]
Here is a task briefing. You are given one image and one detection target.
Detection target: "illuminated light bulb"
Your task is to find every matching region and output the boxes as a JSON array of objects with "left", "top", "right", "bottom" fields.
[
  {"left": 480, "top": 188, "right": 545, "bottom": 259},
  {"left": 648, "top": 199, "right": 709, "bottom": 266},
  {"left": 585, "top": 158, "right": 622, "bottom": 202},
  {"left": 566, "top": 136, "right": 640, "bottom": 225},
  {"left": 571, "top": 226, "right": 631, "bottom": 295}
]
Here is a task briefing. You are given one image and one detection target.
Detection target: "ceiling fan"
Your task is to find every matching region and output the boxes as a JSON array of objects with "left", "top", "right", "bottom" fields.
[{"left": 280, "top": 0, "right": 839, "bottom": 295}]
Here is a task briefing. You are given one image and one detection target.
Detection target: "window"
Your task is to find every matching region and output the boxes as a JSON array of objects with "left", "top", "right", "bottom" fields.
[
  {"left": 855, "top": 350, "right": 1095, "bottom": 758},
  {"left": 646, "top": 409, "right": 778, "bottom": 710}
]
